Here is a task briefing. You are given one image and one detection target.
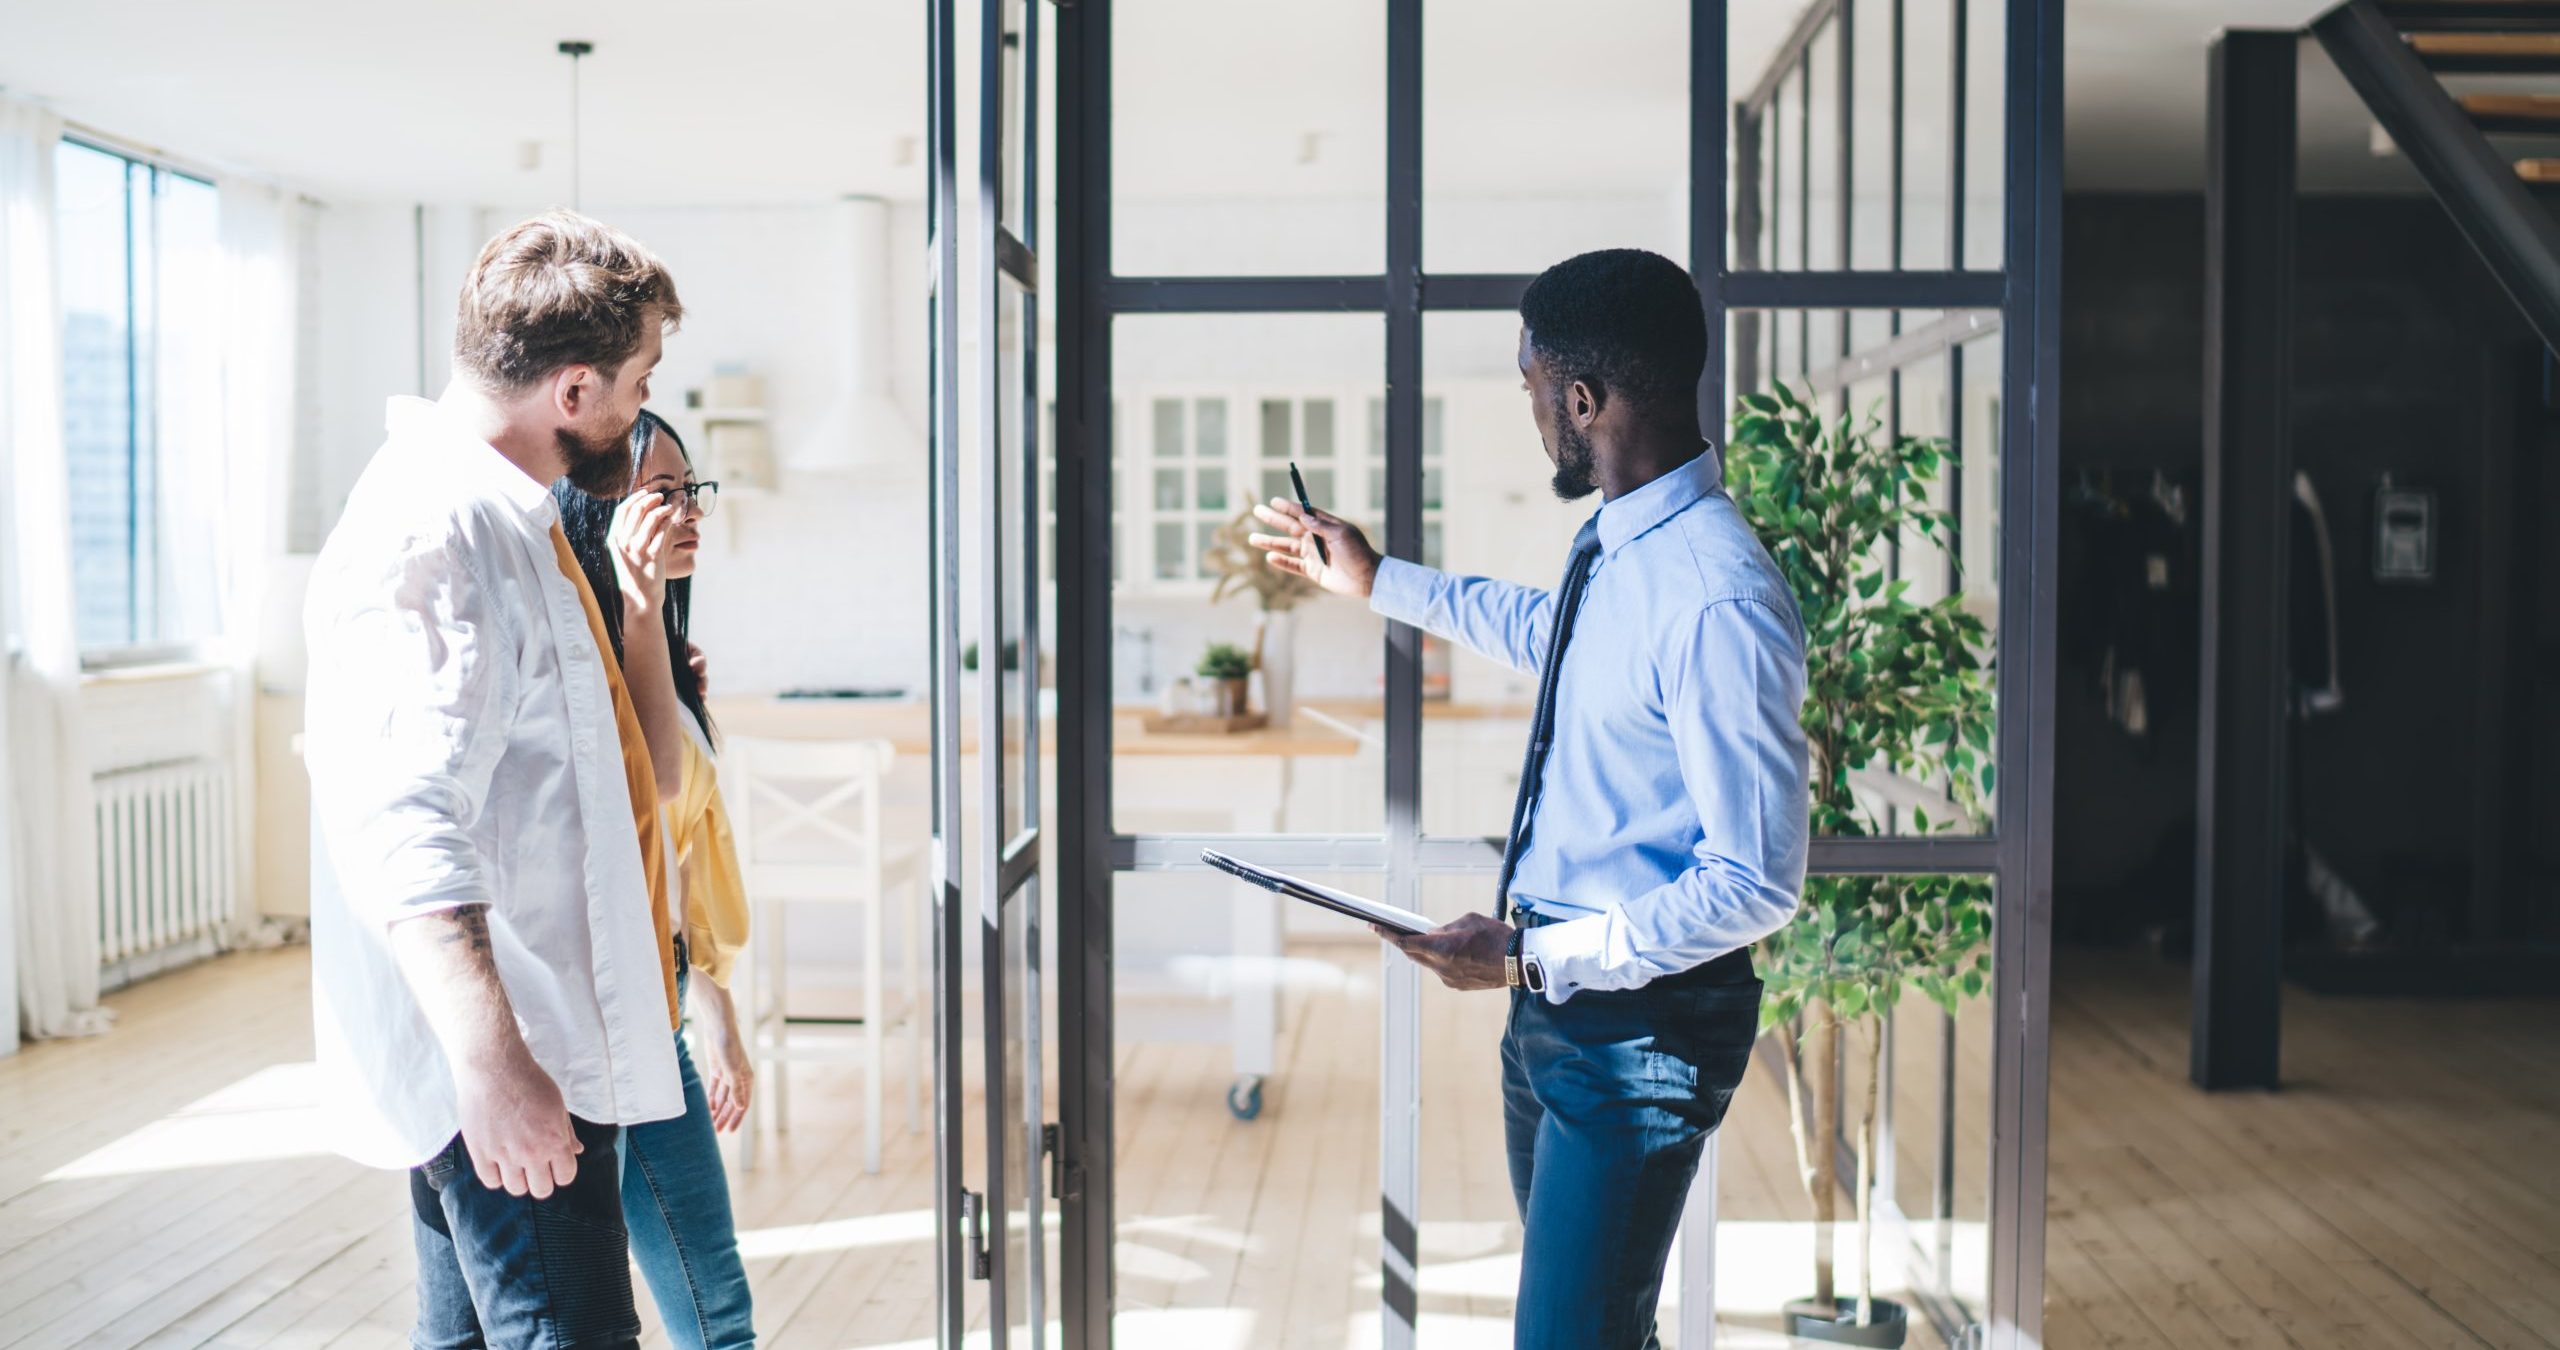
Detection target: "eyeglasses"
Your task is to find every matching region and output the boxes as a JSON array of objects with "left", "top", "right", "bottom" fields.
[{"left": 657, "top": 480, "right": 721, "bottom": 518}]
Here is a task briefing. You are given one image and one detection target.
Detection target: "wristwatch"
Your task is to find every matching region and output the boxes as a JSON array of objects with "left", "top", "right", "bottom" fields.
[{"left": 1505, "top": 928, "right": 1548, "bottom": 995}]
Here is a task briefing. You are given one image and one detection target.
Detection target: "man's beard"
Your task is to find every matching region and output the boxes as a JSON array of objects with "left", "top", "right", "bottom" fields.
[
  {"left": 1549, "top": 404, "right": 1599, "bottom": 502},
  {"left": 558, "top": 421, "right": 635, "bottom": 498}
]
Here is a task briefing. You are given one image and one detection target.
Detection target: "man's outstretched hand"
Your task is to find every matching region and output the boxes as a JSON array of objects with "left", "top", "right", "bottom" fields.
[
  {"left": 1375, "top": 911, "right": 1513, "bottom": 992},
  {"left": 1249, "top": 499, "right": 1384, "bottom": 600}
]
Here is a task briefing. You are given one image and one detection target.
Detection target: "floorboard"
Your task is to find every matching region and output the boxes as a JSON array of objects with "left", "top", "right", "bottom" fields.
[{"left": 0, "top": 944, "right": 2549, "bottom": 1347}]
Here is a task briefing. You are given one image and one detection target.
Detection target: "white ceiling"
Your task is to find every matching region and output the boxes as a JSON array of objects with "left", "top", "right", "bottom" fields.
[{"left": 0, "top": 0, "right": 2505, "bottom": 209}]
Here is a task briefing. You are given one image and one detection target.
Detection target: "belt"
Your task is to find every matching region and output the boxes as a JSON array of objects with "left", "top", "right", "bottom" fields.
[{"left": 1515, "top": 908, "right": 1758, "bottom": 988}]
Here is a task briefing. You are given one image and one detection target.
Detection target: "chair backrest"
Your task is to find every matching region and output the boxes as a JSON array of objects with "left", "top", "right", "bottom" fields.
[{"left": 721, "top": 736, "right": 897, "bottom": 903}]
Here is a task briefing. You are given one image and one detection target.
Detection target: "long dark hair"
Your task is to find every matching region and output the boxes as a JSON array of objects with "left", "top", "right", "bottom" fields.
[{"left": 553, "top": 409, "right": 714, "bottom": 747}]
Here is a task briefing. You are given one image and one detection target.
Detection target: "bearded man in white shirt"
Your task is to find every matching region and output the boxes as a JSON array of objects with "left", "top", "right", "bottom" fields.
[{"left": 305, "top": 210, "right": 685, "bottom": 1350}]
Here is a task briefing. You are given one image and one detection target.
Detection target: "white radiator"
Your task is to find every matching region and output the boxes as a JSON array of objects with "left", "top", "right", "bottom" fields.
[{"left": 94, "top": 757, "right": 237, "bottom": 985}]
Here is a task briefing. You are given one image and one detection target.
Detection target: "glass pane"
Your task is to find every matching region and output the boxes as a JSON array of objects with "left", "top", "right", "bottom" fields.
[
  {"left": 1111, "top": 868, "right": 1381, "bottom": 1340},
  {"left": 1734, "top": 875, "right": 1995, "bottom": 1347},
  {"left": 1155, "top": 468, "right": 1185, "bottom": 511},
  {"left": 1775, "top": 69, "right": 1804, "bottom": 273},
  {"left": 1112, "top": 0, "right": 1384, "bottom": 276},
  {"left": 1303, "top": 398, "right": 1334, "bottom": 459},
  {"left": 1731, "top": 309, "right": 2000, "bottom": 840},
  {"left": 1806, "top": 19, "right": 1843, "bottom": 273},
  {"left": 56, "top": 141, "right": 135, "bottom": 651},
  {"left": 1422, "top": 0, "right": 1684, "bottom": 273},
  {"left": 1260, "top": 398, "right": 1292, "bottom": 462},
  {"left": 1419, "top": 311, "right": 1581, "bottom": 841},
  {"left": 1197, "top": 397, "right": 1228, "bottom": 458},
  {"left": 1903, "top": 0, "right": 1954, "bottom": 269},
  {"left": 1196, "top": 465, "right": 1229, "bottom": 512},
  {"left": 1112, "top": 312, "right": 1385, "bottom": 836},
  {"left": 1850, "top": 0, "right": 1897, "bottom": 271},
  {"left": 1964, "top": 0, "right": 2006, "bottom": 272},
  {"left": 1155, "top": 398, "right": 1185, "bottom": 457},
  {"left": 998, "top": 285, "right": 1031, "bottom": 844},
  {"left": 1263, "top": 467, "right": 1296, "bottom": 509}
]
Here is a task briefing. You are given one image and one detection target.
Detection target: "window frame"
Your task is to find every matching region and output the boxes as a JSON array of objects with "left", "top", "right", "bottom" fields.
[{"left": 55, "top": 133, "right": 222, "bottom": 670}]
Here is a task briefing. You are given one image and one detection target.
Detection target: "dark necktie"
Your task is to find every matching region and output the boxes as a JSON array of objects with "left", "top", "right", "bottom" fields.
[{"left": 1495, "top": 517, "right": 1604, "bottom": 923}]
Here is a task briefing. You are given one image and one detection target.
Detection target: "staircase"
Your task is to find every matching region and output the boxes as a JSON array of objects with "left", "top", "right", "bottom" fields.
[{"left": 2315, "top": 0, "right": 2560, "bottom": 348}]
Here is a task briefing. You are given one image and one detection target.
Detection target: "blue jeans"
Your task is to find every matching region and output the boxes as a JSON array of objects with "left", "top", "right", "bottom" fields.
[
  {"left": 410, "top": 1115, "right": 641, "bottom": 1350},
  {"left": 1501, "top": 953, "right": 1763, "bottom": 1350},
  {"left": 619, "top": 965, "right": 757, "bottom": 1350}
]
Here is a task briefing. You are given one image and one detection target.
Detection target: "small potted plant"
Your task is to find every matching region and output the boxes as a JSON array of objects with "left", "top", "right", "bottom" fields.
[
  {"left": 1203, "top": 507, "right": 1321, "bottom": 726},
  {"left": 1195, "top": 642, "right": 1254, "bottom": 717}
]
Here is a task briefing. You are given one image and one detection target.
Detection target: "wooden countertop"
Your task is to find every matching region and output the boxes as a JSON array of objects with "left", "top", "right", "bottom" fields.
[{"left": 704, "top": 695, "right": 1534, "bottom": 759}]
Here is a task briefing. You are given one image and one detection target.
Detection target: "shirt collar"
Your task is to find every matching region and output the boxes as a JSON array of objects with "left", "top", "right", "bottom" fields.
[
  {"left": 384, "top": 395, "right": 561, "bottom": 527},
  {"left": 1595, "top": 448, "right": 1723, "bottom": 557}
]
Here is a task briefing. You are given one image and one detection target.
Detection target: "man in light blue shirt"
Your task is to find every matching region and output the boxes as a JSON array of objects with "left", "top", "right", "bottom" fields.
[{"left": 1252, "top": 249, "right": 1809, "bottom": 1348}]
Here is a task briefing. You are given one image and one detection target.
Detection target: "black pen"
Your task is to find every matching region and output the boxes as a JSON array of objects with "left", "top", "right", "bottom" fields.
[{"left": 1288, "top": 461, "right": 1330, "bottom": 566}]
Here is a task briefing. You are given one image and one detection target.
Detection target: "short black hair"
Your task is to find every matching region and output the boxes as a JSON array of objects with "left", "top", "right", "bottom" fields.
[{"left": 1519, "top": 249, "right": 1706, "bottom": 416}]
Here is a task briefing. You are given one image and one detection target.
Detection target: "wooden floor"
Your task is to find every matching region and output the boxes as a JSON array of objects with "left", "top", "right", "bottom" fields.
[{"left": 0, "top": 943, "right": 2549, "bottom": 1348}]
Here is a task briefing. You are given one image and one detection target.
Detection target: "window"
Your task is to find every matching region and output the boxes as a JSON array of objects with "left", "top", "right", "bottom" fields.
[
  {"left": 1146, "top": 396, "right": 1231, "bottom": 582},
  {"left": 54, "top": 139, "right": 221, "bottom": 657},
  {"left": 1083, "top": 386, "right": 1448, "bottom": 589},
  {"left": 1367, "top": 395, "right": 1445, "bottom": 568}
]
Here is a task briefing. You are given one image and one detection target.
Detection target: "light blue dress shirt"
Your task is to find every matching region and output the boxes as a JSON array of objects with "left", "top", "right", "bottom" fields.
[{"left": 1369, "top": 451, "right": 1811, "bottom": 1002}]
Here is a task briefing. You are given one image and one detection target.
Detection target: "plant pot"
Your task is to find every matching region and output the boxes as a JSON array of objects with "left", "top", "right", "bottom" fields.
[
  {"left": 1208, "top": 677, "right": 1250, "bottom": 717},
  {"left": 1784, "top": 1297, "right": 1908, "bottom": 1347},
  {"left": 1256, "top": 608, "right": 1299, "bottom": 728}
]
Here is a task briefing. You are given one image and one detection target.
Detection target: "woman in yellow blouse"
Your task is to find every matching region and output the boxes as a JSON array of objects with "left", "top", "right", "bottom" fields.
[{"left": 557, "top": 409, "right": 756, "bottom": 1349}]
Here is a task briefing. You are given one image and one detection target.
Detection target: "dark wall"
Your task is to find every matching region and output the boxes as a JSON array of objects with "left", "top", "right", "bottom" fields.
[{"left": 2057, "top": 190, "right": 2538, "bottom": 948}]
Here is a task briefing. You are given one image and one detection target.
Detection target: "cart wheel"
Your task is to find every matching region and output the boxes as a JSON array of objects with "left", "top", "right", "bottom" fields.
[{"left": 1227, "top": 1076, "right": 1265, "bottom": 1121}]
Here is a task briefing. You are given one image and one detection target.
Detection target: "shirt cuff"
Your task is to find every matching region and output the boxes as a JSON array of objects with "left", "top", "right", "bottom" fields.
[
  {"left": 1368, "top": 556, "right": 1435, "bottom": 628},
  {"left": 1520, "top": 915, "right": 1614, "bottom": 1005}
]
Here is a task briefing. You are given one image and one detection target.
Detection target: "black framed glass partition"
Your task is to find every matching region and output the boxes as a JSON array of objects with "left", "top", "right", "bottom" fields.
[{"left": 1046, "top": 1, "right": 2060, "bottom": 1346}]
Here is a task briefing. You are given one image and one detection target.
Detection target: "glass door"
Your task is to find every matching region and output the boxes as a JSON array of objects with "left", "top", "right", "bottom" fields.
[{"left": 931, "top": 0, "right": 1050, "bottom": 1342}]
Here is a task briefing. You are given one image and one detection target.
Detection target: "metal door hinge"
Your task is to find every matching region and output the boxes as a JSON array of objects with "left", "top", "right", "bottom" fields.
[{"left": 961, "top": 1189, "right": 990, "bottom": 1279}]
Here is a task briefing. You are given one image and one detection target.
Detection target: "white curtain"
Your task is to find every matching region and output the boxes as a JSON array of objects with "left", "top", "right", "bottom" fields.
[
  {"left": 213, "top": 177, "right": 305, "bottom": 942},
  {"left": 1, "top": 96, "right": 111, "bottom": 1041}
]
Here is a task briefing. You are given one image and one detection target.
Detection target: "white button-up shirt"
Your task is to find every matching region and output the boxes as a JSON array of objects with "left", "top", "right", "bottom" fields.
[{"left": 305, "top": 396, "right": 680, "bottom": 1170}]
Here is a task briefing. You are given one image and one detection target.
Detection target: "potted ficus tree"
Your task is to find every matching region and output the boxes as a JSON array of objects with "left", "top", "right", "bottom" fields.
[{"left": 1727, "top": 382, "right": 1997, "bottom": 1347}]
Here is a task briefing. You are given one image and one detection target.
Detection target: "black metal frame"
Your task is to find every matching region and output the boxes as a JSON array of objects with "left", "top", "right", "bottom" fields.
[
  {"left": 1049, "top": 2, "right": 2061, "bottom": 1345},
  {"left": 930, "top": 0, "right": 1050, "bottom": 1342},
  {"left": 2191, "top": 29, "right": 2295, "bottom": 1097}
]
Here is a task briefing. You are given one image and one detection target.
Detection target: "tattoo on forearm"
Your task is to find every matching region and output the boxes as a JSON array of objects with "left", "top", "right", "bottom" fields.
[{"left": 428, "top": 906, "right": 495, "bottom": 957}]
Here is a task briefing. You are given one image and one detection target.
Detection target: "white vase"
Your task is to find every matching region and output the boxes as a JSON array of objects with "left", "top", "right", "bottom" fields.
[{"left": 1258, "top": 608, "right": 1300, "bottom": 728}]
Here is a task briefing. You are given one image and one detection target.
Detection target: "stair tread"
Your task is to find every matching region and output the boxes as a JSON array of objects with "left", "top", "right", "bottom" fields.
[
  {"left": 2383, "top": 3, "right": 2560, "bottom": 35},
  {"left": 2462, "top": 91, "right": 2560, "bottom": 116},
  {"left": 2412, "top": 32, "right": 2560, "bottom": 54}
]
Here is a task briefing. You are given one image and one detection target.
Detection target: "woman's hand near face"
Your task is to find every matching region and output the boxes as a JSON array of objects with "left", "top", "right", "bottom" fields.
[{"left": 609, "top": 490, "right": 681, "bottom": 618}]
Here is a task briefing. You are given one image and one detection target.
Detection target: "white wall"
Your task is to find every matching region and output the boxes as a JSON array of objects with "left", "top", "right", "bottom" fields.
[{"left": 306, "top": 199, "right": 939, "bottom": 700}]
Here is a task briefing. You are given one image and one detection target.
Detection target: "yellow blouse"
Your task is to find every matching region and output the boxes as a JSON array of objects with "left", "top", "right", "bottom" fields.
[{"left": 672, "top": 720, "right": 751, "bottom": 988}]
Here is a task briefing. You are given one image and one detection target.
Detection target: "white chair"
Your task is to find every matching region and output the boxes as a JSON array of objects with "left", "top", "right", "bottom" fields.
[{"left": 723, "top": 735, "right": 926, "bottom": 1175}]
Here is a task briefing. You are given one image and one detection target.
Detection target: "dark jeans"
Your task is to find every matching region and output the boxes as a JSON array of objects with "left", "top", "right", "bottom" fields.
[
  {"left": 1501, "top": 950, "right": 1763, "bottom": 1350},
  {"left": 411, "top": 1115, "right": 642, "bottom": 1350}
]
